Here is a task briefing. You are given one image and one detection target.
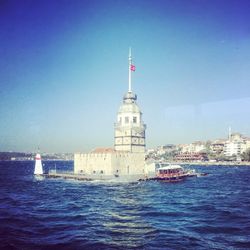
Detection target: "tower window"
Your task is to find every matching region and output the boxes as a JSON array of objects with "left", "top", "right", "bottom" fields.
[
  {"left": 125, "top": 117, "right": 129, "bottom": 123},
  {"left": 133, "top": 117, "right": 137, "bottom": 123}
]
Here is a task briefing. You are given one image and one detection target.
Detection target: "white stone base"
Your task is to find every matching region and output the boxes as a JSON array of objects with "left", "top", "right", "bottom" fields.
[{"left": 74, "top": 150, "right": 145, "bottom": 180}]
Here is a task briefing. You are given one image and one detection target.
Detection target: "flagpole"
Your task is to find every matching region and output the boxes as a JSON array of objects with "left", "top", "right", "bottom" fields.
[{"left": 128, "top": 47, "right": 132, "bottom": 92}]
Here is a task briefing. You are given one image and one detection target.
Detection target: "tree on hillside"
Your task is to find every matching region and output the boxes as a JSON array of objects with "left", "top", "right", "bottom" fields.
[
  {"left": 242, "top": 148, "right": 250, "bottom": 161},
  {"left": 215, "top": 153, "right": 230, "bottom": 162}
]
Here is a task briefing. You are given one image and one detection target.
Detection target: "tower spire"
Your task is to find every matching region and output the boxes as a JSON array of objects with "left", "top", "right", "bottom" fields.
[
  {"left": 229, "top": 126, "right": 232, "bottom": 141},
  {"left": 128, "top": 47, "right": 132, "bottom": 92}
]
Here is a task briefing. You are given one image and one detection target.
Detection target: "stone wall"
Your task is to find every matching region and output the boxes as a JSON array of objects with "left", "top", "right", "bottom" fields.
[{"left": 74, "top": 151, "right": 145, "bottom": 177}]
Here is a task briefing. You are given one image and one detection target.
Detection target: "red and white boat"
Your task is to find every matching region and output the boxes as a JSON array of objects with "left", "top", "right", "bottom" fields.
[
  {"left": 154, "top": 164, "right": 188, "bottom": 182},
  {"left": 144, "top": 162, "right": 208, "bottom": 182}
]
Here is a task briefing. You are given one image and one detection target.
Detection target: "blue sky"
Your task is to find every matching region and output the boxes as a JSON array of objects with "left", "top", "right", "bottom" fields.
[{"left": 1, "top": 0, "right": 250, "bottom": 153}]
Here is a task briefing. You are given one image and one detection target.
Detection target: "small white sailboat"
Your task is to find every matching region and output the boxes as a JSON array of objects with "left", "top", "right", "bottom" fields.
[{"left": 34, "top": 153, "right": 43, "bottom": 175}]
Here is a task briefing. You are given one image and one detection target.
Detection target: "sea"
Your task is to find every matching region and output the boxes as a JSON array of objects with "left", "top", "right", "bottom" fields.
[{"left": 0, "top": 161, "right": 250, "bottom": 250}]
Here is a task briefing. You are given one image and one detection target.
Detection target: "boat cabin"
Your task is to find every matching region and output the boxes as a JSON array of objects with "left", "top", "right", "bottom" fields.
[{"left": 156, "top": 164, "right": 186, "bottom": 180}]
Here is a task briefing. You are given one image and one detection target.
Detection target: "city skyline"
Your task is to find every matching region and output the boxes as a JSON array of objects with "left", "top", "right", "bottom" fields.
[{"left": 1, "top": 0, "right": 250, "bottom": 153}]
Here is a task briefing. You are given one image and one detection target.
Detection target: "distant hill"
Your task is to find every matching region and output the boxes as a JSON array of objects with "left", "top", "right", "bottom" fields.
[
  {"left": 0, "top": 152, "right": 73, "bottom": 161},
  {"left": 0, "top": 152, "right": 32, "bottom": 161}
]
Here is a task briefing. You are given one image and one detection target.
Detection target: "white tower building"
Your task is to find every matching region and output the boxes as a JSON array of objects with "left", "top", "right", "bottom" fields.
[
  {"left": 34, "top": 153, "right": 43, "bottom": 175},
  {"left": 114, "top": 48, "right": 146, "bottom": 153},
  {"left": 74, "top": 49, "right": 146, "bottom": 180}
]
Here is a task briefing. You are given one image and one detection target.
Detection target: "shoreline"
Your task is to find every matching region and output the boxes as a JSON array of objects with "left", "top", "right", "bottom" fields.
[
  {"left": 172, "top": 161, "right": 250, "bottom": 166},
  {"left": 1, "top": 159, "right": 250, "bottom": 167}
]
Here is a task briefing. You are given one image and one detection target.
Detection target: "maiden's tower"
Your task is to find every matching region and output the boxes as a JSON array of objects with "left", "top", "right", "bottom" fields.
[{"left": 74, "top": 49, "right": 146, "bottom": 181}]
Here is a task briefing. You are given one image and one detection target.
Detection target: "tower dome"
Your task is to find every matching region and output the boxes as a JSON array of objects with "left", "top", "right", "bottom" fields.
[{"left": 118, "top": 92, "right": 140, "bottom": 113}]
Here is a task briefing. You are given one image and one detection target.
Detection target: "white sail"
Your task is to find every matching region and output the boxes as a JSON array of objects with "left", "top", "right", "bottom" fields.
[{"left": 34, "top": 153, "right": 43, "bottom": 175}]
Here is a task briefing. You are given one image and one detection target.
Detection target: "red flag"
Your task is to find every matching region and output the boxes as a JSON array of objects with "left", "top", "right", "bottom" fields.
[{"left": 130, "top": 64, "right": 136, "bottom": 71}]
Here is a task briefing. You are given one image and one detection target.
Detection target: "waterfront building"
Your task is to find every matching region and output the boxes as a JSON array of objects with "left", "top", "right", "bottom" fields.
[
  {"left": 156, "top": 146, "right": 167, "bottom": 156},
  {"left": 178, "top": 141, "right": 206, "bottom": 153},
  {"left": 156, "top": 144, "right": 177, "bottom": 155},
  {"left": 224, "top": 132, "right": 247, "bottom": 157},
  {"left": 146, "top": 148, "right": 156, "bottom": 154},
  {"left": 210, "top": 140, "right": 226, "bottom": 154},
  {"left": 74, "top": 49, "right": 146, "bottom": 180},
  {"left": 191, "top": 141, "right": 206, "bottom": 153},
  {"left": 178, "top": 144, "right": 191, "bottom": 153},
  {"left": 174, "top": 152, "right": 208, "bottom": 162},
  {"left": 224, "top": 141, "right": 241, "bottom": 157}
]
